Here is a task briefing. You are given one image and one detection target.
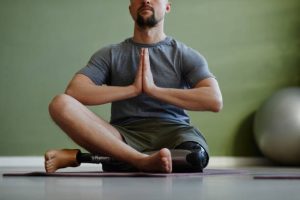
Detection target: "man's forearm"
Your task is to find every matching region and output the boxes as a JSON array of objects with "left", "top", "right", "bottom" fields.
[
  {"left": 65, "top": 75, "right": 139, "bottom": 105},
  {"left": 66, "top": 84, "right": 138, "bottom": 105},
  {"left": 149, "top": 86, "right": 223, "bottom": 112}
]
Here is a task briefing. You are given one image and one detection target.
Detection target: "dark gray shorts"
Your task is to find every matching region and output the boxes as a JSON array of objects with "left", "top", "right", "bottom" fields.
[{"left": 112, "top": 118, "right": 209, "bottom": 154}]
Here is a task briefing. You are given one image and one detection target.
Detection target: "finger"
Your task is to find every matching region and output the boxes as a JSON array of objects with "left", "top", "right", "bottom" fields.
[
  {"left": 138, "top": 48, "right": 144, "bottom": 78},
  {"left": 144, "top": 48, "right": 148, "bottom": 56},
  {"left": 139, "top": 48, "right": 144, "bottom": 73},
  {"left": 144, "top": 48, "right": 149, "bottom": 62},
  {"left": 143, "top": 48, "right": 150, "bottom": 71},
  {"left": 139, "top": 48, "right": 144, "bottom": 66},
  {"left": 140, "top": 48, "right": 145, "bottom": 57}
]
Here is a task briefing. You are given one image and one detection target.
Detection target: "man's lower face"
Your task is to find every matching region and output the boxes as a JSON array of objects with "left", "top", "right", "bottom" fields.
[{"left": 136, "top": 13, "right": 158, "bottom": 28}]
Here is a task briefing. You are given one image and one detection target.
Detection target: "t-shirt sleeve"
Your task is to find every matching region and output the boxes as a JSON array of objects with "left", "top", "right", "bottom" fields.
[
  {"left": 76, "top": 47, "right": 111, "bottom": 85},
  {"left": 181, "top": 46, "right": 215, "bottom": 88}
]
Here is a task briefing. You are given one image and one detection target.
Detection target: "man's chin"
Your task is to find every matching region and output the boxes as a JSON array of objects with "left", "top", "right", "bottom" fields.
[
  {"left": 138, "top": 13, "right": 154, "bottom": 21},
  {"left": 136, "top": 13, "right": 158, "bottom": 28}
]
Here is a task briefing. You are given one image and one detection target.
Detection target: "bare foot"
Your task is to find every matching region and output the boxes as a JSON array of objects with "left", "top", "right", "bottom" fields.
[
  {"left": 44, "top": 149, "right": 80, "bottom": 173},
  {"left": 137, "top": 148, "right": 172, "bottom": 173}
]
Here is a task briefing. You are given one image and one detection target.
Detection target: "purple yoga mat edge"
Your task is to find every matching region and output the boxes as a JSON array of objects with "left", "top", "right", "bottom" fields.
[{"left": 2, "top": 169, "right": 247, "bottom": 177}]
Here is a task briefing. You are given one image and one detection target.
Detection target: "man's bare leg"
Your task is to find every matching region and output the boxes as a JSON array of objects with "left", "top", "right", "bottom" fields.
[{"left": 45, "top": 94, "right": 172, "bottom": 173}]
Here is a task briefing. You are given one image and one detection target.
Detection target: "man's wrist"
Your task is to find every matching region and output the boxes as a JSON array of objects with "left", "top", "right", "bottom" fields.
[
  {"left": 128, "top": 85, "right": 141, "bottom": 97},
  {"left": 147, "top": 85, "right": 162, "bottom": 98}
]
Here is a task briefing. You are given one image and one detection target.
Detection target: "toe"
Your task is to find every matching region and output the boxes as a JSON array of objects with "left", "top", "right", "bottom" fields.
[{"left": 44, "top": 150, "right": 56, "bottom": 160}]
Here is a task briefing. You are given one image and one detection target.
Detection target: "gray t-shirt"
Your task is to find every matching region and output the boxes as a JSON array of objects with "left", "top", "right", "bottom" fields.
[{"left": 78, "top": 36, "right": 214, "bottom": 125}]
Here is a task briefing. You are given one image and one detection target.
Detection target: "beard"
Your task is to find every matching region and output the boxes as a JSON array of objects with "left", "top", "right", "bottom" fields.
[{"left": 136, "top": 12, "right": 158, "bottom": 28}]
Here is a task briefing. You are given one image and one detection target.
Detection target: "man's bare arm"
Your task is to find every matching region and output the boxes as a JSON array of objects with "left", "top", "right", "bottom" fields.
[
  {"left": 65, "top": 74, "right": 136, "bottom": 105},
  {"left": 147, "top": 77, "right": 223, "bottom": 112},
  {"left": 65, "top": 69, "right": 142, "bottom": 106},
  {"left": 141, "top": 48, "right": 222, "bottom": 112}
]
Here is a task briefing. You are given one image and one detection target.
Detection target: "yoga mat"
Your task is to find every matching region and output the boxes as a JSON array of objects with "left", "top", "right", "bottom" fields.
[
  {"left": 3, "top": 169, "right": 246, "bottom": 178},
  {"left": 253, "top": 174, "right": 300, "bottom": 180}
]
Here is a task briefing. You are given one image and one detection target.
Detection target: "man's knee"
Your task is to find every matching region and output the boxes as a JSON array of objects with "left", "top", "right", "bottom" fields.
[{"left": 48, "top": 94, "right": 75, "bottom": 118}]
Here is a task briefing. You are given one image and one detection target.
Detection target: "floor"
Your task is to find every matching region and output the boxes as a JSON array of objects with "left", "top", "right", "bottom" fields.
[{"left": 1, "top": 166, "right": 300, "bottom": 200}]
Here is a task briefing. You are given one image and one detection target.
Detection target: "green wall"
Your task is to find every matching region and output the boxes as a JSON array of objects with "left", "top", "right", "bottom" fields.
[{"left": 0, "top": 0, "right": 299, "bottom": 156}]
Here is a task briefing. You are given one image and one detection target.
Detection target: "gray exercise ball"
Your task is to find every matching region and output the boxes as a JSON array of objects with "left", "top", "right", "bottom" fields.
[{"left": 254, "top": 87, "right": 300, "bottom": 165}]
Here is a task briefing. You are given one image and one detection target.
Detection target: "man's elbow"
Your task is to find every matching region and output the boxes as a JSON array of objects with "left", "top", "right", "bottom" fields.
[
  {"left": 211, "top": 97, "right": 223, "bottom": 112},
  {"left": 65, "top": 87, "right": 75, "bottom": 97},
  {"left": 64, "top": 87, "right": 85, "bottom": 104}
]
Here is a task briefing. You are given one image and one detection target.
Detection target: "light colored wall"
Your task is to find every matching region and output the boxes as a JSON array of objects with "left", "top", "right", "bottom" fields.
[{"left": 0, "top": 0, "right": 299, "bottom": 156}]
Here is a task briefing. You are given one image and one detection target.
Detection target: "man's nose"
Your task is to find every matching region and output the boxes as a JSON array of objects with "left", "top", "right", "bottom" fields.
[{"left": 142, "top": 0, "right": 150, "bottom": 5}]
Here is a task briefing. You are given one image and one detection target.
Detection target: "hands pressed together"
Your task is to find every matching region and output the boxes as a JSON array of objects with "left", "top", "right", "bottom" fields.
[
  {"left": 133, "top": 48, "right": 157, "bottom": 97},
  {"left": 68, "top": 47, "right": 222, "bottom": 111}
]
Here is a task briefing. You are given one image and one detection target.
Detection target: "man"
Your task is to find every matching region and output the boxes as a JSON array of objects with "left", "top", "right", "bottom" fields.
[{"left": 45, "top": 0, "right": 222, "bottom": 173}]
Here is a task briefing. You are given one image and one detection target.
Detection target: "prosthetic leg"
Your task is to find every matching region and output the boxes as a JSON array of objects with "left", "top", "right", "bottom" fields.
[{"left": 77, "top": 142, "right": 209, "bottom": 173}]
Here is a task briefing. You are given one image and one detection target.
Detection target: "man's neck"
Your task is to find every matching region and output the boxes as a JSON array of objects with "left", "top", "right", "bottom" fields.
[{"left": 132, "top": 22, "right": 166, "bottom": 44}]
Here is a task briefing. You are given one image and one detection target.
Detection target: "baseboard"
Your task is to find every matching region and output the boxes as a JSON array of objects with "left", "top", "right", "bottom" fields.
[
  {"left": 208, "top": 156, "right": 271, "bottom": 168},
  {"left": 0, "top": 156, "right": 271, "bottom": 168},
  {"left": 0, "top": 156, "right": 44, "bottom": 167}
]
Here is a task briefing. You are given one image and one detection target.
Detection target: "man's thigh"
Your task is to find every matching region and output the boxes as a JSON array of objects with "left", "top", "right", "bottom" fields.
[{"left": 112, "top": 118, "right": 208, "bottom": 153}]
